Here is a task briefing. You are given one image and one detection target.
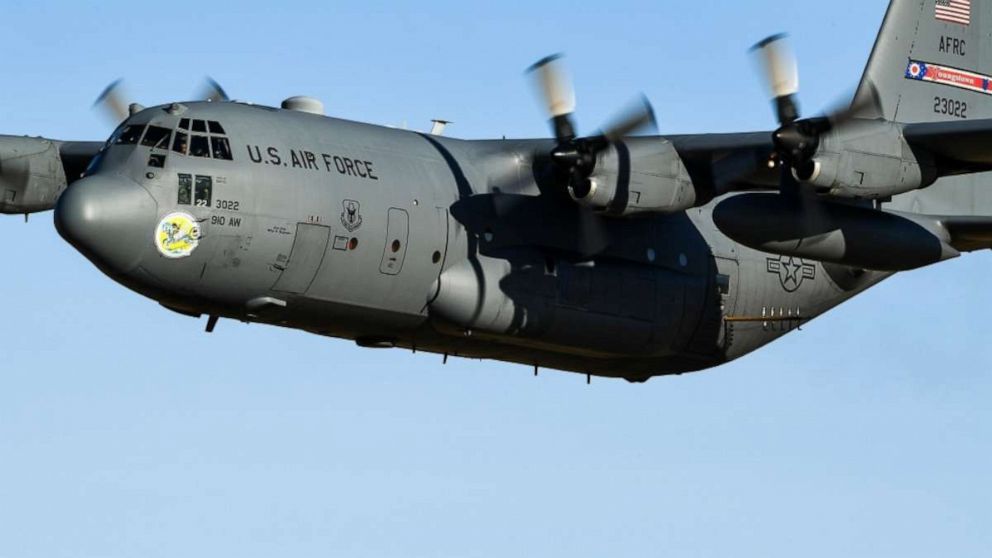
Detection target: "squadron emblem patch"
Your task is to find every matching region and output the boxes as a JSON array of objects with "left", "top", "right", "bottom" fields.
[
  {"left": 341, "top": 199, "right": 363, "bottom": 232},
  {"left": 155, "top": 212, "right": 202, "bottom": 259}
]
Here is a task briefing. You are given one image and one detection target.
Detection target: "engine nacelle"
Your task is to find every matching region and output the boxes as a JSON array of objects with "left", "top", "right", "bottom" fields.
[
  {"left": 0, "top": 136, "right": 69, "bottom": 214},
  {"left": 797, "top": 121, "right": 937, "bottom": 200},
  {"left": 568, "top": 137, "right": 697, "bottom": 216}
]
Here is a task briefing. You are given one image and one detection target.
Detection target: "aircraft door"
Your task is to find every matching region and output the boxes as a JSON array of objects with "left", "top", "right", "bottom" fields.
[
  {"left": 272, "top": 223, "right": 331, "bottom": 294},
  {"left": 380, "top": 208, "right": 409, "bottom": 275},
  {"left": 713, "top": 256, "right": 740, "bottom": 351}
]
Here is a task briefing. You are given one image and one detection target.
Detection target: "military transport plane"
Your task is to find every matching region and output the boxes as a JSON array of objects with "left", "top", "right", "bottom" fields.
[{"left": 3, "top": 0, "right": 991, "bottom": 382}]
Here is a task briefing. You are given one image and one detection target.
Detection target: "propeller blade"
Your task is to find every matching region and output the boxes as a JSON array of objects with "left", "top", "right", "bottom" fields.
[
  {"left": 816, "top": 85, "right": 880, "bottom": 133},
  {"left": 751, "top": 34, "right": 800, "bottom": 124},
  {"left": 93, "top": 79, "right": 129, "bottom": 125},
  {"left": 527, "top": 54, "right": 577, "bottom": 141},
  {"left": 599, "top": 94, "right": 657, "bottom": 144},
  {"left": 199, "top": 77, "right": 229, "bottom": 102}
]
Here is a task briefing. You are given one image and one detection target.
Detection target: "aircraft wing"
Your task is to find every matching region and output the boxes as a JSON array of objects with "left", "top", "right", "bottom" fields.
[
  {"left": 0, "top": 137, "right": 102, "bottom": 214},
  {"left": 669, "top": 132, "right": 779, "bottom": 196},
  {"left": 902, "top": 119, "right": 992, "bottom": 173},
  {"left": 670, "top": 120, "right": 992, "bottom": 196}
]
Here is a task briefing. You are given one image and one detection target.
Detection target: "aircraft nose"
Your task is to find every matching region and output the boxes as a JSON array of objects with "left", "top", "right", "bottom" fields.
[{"left": 55, "top": 175, "right": 158, "bottom": 274}]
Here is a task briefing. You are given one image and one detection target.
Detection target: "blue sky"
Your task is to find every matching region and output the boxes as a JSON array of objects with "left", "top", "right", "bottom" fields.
[{"left": 1, "top": 1, "right": 990, "bottom": 557}]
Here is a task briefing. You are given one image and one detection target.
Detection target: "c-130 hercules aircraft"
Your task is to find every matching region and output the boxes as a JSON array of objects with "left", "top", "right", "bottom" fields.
[{"left": 3, "top": 0, "right": 991, "bottom": 382}]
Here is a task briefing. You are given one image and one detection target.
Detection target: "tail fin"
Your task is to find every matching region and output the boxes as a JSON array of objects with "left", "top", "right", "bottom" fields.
[{"left": 855, "top": 0, "right": 992, "bottom": 123}]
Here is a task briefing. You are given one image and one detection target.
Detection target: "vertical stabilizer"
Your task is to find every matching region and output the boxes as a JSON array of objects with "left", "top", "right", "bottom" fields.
[{"left": 855, "top": 0, "right": 992, "bottom": 123}]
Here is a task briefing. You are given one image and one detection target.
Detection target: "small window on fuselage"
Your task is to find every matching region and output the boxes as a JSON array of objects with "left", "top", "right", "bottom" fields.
[
  {"left": 194, "top": 175, "right": 212, "bottom": 207},
  {"left": 179, "top": 118, "right": 190, "bottom": 130},
  {"left": 208, "top": 120, "right": 226, "bottom": 134},
  {"left": 178, "top": 174, "right": 192, "bottom": 205},
  {"left": 148, "top": 154, "right": 166, "bottom": 168},
  {"left": 192, "top": 119, "right": 207, "bottom": 133}
]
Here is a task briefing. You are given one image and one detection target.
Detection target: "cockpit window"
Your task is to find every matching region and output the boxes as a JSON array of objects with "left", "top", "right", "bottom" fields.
[
  {"left": 211, "top": 137, "right": 232, "bottom": 160},
  {"left": 141, "top": 125, "right": 172, "bottom": 149},
  {"left": 190, "top": 135, "right": 210, "bottom": 158},
  {"left": 171, "top": 118, "right": 233, "bottom": 161},
  {"left": 115, "top": 124, "right": 146, "bottom": 145},
  {"left": 106, "top": 123, "right": 127, "bottom": 146},
  {"left": 172, "top": 132, "right": 189, "bottom": 154},
  {"left": 85, "top": 150, "right": 106, "bottom": 176}
]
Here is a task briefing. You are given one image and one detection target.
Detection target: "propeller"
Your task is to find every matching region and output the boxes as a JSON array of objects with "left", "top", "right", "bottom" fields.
[
  {"left": 751, "top": 34, "right": 871, "bottom": 183},
  {"left": 527, "top": 54, "right": 657, "bottom": 198},
  {"left": 749, "top": 33, "right": 883, "bottom": 232},
  {"left": 197, "top": 77, "right": 230, "bottom": 103},
  {"left": 92, "top": 77, "right": 231, "bottom": 127},
  {"left": 93, "top": 79, "right": 133, "bottom": 125}
]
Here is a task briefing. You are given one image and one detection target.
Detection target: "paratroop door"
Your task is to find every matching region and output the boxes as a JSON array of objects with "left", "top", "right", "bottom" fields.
[
  {"left": 272, "top": 223, "right": 331, "bottom": 294},
  {"left": 380, "top": 208, "right": 410, "bottom": 275}
]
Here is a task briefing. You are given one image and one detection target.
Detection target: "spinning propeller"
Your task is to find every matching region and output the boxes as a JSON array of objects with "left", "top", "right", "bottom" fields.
[
  {"left": 750, "top": 34, "right": 870, "bottom": 185},
  {"left": 527, "top": 54, "right": 657, "bottom": 198},
  {"left": 93, "top": 77, "right": 231, "bottom": 126}
]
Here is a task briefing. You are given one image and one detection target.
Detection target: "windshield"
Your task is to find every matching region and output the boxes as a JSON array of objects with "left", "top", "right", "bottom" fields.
[{"left": 173, "top": 118, "right": 233, "bottom": 161}]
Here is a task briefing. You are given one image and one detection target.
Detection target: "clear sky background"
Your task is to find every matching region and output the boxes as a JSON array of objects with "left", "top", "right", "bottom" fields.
[{"left": 1, "top": 1, "right": 990, "bottom": 557}]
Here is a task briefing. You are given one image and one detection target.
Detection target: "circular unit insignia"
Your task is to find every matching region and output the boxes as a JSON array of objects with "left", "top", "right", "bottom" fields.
[{"left": 155, "top": 212, "right": 201, "bottom": 259}]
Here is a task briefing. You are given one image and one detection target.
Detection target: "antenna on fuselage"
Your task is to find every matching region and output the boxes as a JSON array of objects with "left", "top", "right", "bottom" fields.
[{"left": 430, "top": 119, "right": 452, "bottom": 136}]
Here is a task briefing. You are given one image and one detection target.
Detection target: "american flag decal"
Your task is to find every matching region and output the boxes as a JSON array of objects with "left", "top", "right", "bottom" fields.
[{"left": 936, "top": 0, "right": 971, "bottom": 26}]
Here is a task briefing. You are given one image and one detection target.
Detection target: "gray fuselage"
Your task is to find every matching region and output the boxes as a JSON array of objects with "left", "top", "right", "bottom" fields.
[{"left": 56, "top": 101, "right": 892, "bottom": 381}]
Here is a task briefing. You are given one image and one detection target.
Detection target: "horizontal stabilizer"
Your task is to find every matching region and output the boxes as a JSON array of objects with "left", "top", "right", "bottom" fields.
[
  {"left": 936, "top": 215, "right": 992, "bottom": 252},
  {"left": 904, "top": 119, "right": 992, "bottom": 172}
]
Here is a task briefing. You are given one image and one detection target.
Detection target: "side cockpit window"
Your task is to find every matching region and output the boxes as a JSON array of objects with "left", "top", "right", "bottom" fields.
[
  {"left": 115, "top": 124, "right": 146, "bottom": 145},
  {"left": 211, "top": 137, "right": 232, "bottom": 160},
  {"left": 141, "top": 126, "right": 172, "bottom": 149}
]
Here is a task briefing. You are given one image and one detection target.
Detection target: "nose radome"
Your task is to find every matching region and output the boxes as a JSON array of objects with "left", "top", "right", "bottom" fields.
[{"left": 55, "top": 175, "right": 158, "bottom": 274}]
